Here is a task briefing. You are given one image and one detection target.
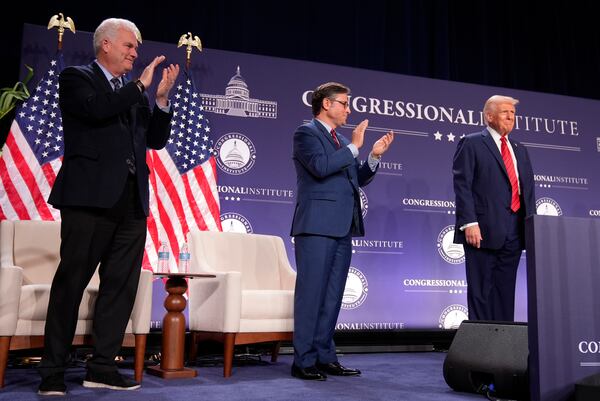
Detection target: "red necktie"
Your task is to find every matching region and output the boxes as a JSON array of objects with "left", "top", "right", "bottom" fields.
[
  {"left": 330, "top": 129, "right": 341, "bottom": 148},
  {"left": 500, "top": 136, "right": 520, "bottom": 212}
]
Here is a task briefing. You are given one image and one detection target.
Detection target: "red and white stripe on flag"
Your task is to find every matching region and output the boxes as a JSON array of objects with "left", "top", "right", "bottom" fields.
[
  {"left": 0, "top": 120, "right": 61, "bottom": 221},
  {"left": 144, "top": 149, "right": 221, "bottom": 272}
]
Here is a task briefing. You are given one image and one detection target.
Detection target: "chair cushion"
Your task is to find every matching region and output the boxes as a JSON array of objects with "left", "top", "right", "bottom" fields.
[
  {"left": 18, "top": 284, "right": 98, "bottom": 320},
  {"left": 240, "top": 290, "right": 293, "bottom": 319}
]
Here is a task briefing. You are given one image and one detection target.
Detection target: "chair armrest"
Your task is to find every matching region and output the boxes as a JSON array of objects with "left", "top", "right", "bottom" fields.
[
  {"left": 275, "top": 243, "right": 296, "bottom": 290},
  {"left": 0, "top": 265, "right": 23, "bottom": 336},
  {"left": 273, "top": 236, "right": 296, "bottom": 290},
  {"left": 188, "top": 271, "right": 242, "bottom": 332},
  {"left": 278, "top": 262, "right": 296, "bottom": 290},
  {"left": 130, "top": 269, "right": 153, "bottom": 334}
]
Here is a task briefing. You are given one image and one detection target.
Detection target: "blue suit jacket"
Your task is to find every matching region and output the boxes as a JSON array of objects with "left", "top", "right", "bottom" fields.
[
  {"left": 453, "top": 129, "right": 536, "bottom": 249},
  {"left": 48, "top": 62, "right": 172, "bottom": 216},
  {"left": 291, "top": 119, "right": 377, "bottom": 238}
]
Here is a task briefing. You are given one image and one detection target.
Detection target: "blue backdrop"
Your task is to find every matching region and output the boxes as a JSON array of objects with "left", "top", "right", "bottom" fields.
[{"left": 19, "top": 24, "right": 600, "bottom": 331}]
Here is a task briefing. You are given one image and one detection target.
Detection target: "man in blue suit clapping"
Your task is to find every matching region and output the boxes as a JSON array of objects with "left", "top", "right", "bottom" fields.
[
  {"left": 290, "top": 82, "right": 393, "bottom": 380},
  {"left": 453, "top": 95, "right": 536, "bottom": 322}
]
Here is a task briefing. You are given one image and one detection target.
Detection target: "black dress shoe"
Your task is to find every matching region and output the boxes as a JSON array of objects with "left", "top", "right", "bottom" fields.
[
  {"left": 291, "top": 364, "right": 327, "bottom": 380},
  {"left": 316, "top": 361, "right": 361, "bottom": 376}
]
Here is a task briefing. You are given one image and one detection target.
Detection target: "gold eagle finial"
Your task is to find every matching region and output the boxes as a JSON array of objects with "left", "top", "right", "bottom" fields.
[
  {"left": 47, "top": 13, "right": 76, "bottom": 51},
  {"left": 177, "top": 32, "right": 202, "bottom": 69}
]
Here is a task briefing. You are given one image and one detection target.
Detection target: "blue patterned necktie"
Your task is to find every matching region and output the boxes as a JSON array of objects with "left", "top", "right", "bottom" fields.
[{"left": 111, "top": 77, "right": 122, "bottom": 91}]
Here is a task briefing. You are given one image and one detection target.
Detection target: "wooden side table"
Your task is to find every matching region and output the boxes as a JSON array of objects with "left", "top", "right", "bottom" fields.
[{"left": 147, "top": 272, "right": 215, "bottom": 379}]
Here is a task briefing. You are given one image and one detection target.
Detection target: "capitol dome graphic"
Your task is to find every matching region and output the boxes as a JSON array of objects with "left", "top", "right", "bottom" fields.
[
  {"left": 199, "top": 66, "right": 278, "bottom": 119},
  {"left": 223, "top": 140, "right": 246, "bottom": 169},
  {"left": 225, "top": 67, "right": 250, "bottom": 101}
]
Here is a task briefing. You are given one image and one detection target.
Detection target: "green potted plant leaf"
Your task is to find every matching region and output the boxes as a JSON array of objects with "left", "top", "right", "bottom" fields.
[{"left": 0, "top": 65, "right": 34, "bottom": 147}]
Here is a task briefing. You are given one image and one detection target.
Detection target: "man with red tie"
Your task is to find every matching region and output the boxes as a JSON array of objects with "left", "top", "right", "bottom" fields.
[
  {"left": 290, "top": 82, "right": 393, "bottom": 380},
  {"left": 453, "top": 95, "right": 536, "bottom": 321}
]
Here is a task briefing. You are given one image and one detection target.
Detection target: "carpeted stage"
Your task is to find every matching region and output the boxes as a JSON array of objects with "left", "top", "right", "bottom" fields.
[{"left": 0, "top": 352, "right": 483, "bottom": 400}]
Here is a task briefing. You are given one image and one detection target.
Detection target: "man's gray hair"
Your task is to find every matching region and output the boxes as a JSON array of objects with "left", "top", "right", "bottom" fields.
[{"left": 93, "top": 18, "right": 140, "bottom": 55}]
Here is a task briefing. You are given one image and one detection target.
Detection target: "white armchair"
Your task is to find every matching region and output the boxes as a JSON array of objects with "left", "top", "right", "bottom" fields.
[
  {"left": 187, "top": 230, "right": 296, "bottom": 377},
  {"left": 0, "top": 220, "right": 152, "bottom": 387}
]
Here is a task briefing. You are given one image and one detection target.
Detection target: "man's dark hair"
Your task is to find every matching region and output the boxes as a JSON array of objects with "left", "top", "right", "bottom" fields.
[{"left": 311, "top": 82, "right": 350, "bottom": 116}]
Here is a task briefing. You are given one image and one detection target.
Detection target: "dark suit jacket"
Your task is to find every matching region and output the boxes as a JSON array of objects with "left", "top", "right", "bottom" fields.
[
  {"left": 453, "top": 128, "right": 536, "bottom": 249},
  {"left": 291, "top": 119, "right": 377, "bottom": 238},
  {"left": 48, "top": 62, "right": 172, "bottom": 216}
]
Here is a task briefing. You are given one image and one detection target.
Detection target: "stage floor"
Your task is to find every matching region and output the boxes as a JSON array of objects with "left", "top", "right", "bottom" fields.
[{"left": 1, "top": 352, "right": 482, "bottom": 400}]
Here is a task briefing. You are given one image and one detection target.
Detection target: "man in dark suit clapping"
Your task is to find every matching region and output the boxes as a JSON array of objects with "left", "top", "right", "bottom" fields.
[{"left": 38, "top": 17, "right": 179, "bottom": 395}]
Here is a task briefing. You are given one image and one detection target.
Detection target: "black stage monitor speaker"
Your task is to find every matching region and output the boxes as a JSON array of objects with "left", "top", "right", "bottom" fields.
[
  {"left": 575, "top": 372, "right": 600, "bottom": 401},
  {"left": 443, "top": 320, "right": 529, "bottom": 400}
]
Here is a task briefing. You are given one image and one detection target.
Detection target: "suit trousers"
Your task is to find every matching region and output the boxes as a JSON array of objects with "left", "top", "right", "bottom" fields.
[
  {"left": 293, "top": 232, "right": 352, "bottom": 368},
  {"left": 464, "top": 211, "right": 522, "bottom": 321},
  {"left": 39, "top": 175, "right": 147, "bottom": 377}
]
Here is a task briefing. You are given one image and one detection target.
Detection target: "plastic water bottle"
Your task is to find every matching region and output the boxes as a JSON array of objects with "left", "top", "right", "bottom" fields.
[
  {"left": 157, "top": 241, "right": 170, "bottom": 273},
  {"left": 178, "top": 242, "right": 191, "bottom": 274}
]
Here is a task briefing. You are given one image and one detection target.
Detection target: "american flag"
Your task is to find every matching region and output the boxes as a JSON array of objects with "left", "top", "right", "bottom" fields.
[
  {"left": 144, "top": 68, "right": 222, "bottom": 271},
  {"left": 0, "top": 59, "right": 222, "bottom": 270},
  {"left": 0, "top": 56, "right": 63, "bottom": 221}
]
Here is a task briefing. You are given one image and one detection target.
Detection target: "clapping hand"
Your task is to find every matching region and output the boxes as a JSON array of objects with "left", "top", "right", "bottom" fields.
[{"left": 372, "top": 131, "right": 394, "bottom": 157}]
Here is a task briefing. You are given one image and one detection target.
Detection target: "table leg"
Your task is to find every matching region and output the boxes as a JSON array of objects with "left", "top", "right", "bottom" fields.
[{"left": 147, "top": 276, "right": 197, "bottom": 379}]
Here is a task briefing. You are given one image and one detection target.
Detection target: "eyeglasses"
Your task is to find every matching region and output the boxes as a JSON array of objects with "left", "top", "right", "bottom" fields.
[{"left": 331, "top": 99, "right": 350, "bottom": 109}]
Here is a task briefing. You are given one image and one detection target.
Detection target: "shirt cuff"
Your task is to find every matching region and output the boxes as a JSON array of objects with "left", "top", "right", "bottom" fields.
[
  {"left": 459, "top": 222, "right": 479, "bottom": 231},
  {"left": 347, "top": 143, "right": 358, "bottom": 158},
  {"left": 367, "top": 152, "right": 380, "bottom": 172},
  {"left": 157, "top": 100, "right": 171, "bottom": 113}
]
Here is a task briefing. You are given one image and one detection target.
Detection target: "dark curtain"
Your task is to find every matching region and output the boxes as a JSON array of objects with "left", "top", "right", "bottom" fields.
[{"left": 1, "top": 1, "right": 599, "bottom": 99}]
